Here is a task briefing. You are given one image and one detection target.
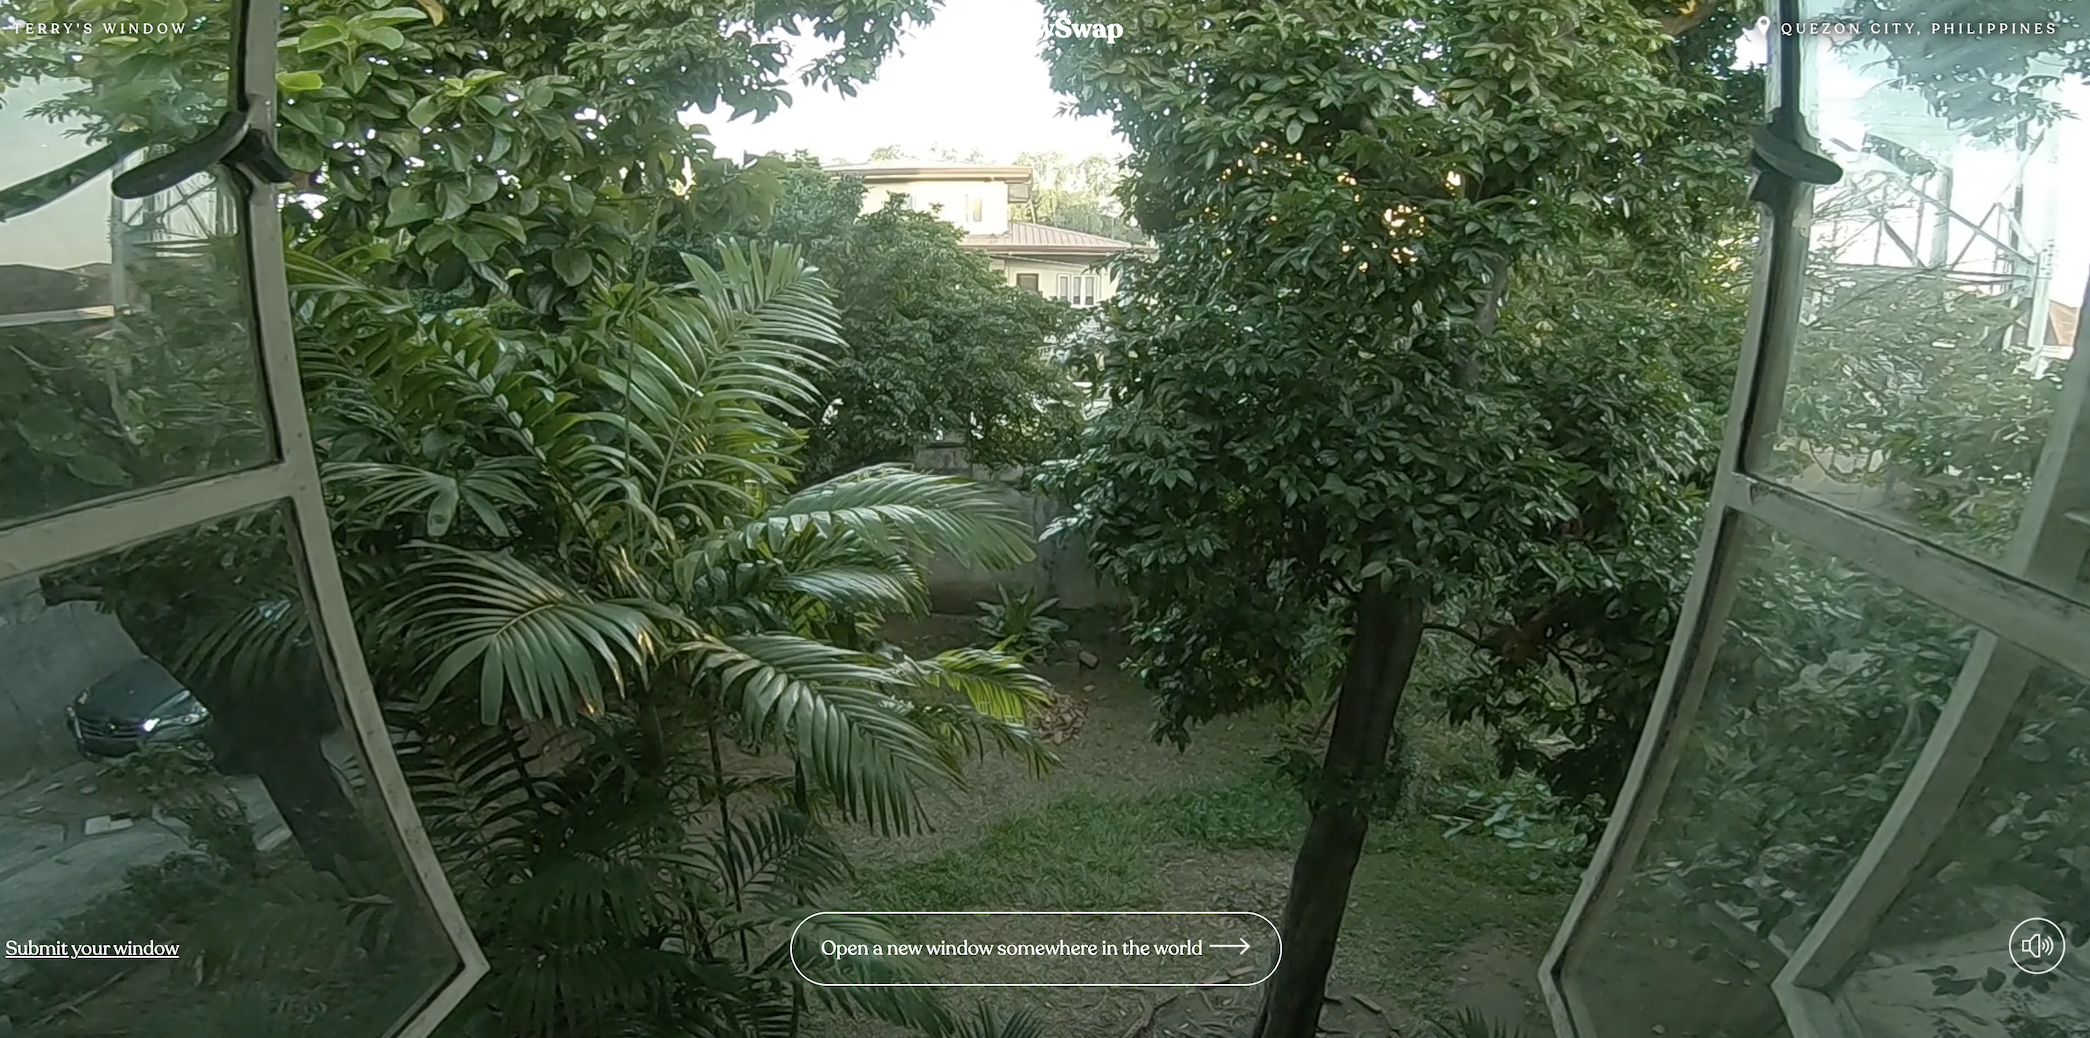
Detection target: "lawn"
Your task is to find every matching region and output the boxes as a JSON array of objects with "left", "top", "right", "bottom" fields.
[{"left": 803, "top": 614, "right": 1583, "bottom": 1038}]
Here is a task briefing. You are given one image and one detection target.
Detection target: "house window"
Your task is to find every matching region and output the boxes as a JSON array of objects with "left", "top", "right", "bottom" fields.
[
  {"left": 1053, "top": 273, "right": 1103, "bottom": 304},
  {"left": 1016, "top": 273, "right": 1040, "bottom": 293},
  {"left": 1053, "top": 275, "right": 1099, "bottom": 306},
  {"left": 968, "top": 196, "right": 984, "bottom": 223}
]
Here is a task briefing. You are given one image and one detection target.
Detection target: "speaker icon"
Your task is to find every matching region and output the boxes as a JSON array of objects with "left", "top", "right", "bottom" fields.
[{"left": 2009, "top": 918, "right": 2068, "bottom": 975}]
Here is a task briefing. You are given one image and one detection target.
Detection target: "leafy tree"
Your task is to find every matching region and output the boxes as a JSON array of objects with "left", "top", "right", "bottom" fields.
[
  {"left": 1011, "top": 151, "right": 1147, "bottom": 243},
  {"left": 706, "top": 158, "right": 1086, "bottom": 480},
  {"left": 1, "top": 0, "right": 940, "bottom": 323},
  {"left": 1034, "top": 0, "right": 1762, "bottom": 1033}
]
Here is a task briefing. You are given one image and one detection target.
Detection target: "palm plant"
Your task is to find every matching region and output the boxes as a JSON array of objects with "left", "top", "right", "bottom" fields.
[
  {"left": 21, "top": 242, "right": 1056, "bottom": 1037},
  {"left": 293, "top": 242, "right": 1059, "bottom": 1034},
  {"left": 974, "top": 587, "right": 1068, "bottom": 662}
]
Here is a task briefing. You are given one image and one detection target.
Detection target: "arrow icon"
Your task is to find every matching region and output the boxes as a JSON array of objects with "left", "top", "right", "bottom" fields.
[{"left": 1212, "top": 939, "right": 1250, "bottom": 955}]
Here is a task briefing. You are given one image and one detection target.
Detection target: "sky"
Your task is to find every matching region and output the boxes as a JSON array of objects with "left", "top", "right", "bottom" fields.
[{"left": 697, "top": 0, "right": 1128, "bottom": 166}]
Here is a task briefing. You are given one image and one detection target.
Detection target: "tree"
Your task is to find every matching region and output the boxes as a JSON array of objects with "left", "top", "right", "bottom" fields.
[
  {"left": 1012, "top": 151, "right": 1147, "bottom": 243},
  {"left": 693, "top": 157, "right": 1085, "bottom": 480},
  {"left": 1034, "top": 1, "right": 1762, "bottom": 1034},
  {"left": 3, "top": 0, "right": 941, "bottom": 321}
]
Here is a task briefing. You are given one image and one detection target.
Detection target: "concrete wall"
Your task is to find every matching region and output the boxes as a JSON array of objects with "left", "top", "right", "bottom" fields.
[
  {"left": 912, "top": 445, "right": 1121, "bottom": 613},
  {"left": 0, "top": 576, "right": 142, "bottom": 791}
]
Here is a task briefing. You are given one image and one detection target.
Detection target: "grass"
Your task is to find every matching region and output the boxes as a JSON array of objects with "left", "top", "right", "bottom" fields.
[
  {"left": 837, "top": 749, "right": 1576, "bottom": 1034},
  {"left": 813, "top": 613, "right": 1585, "bottom": 1037}
]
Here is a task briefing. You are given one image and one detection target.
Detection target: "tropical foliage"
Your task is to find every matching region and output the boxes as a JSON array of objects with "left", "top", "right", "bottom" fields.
[
  {"left": 670, "top": 158, "right": 1087, "bottom": 481},
  {"left": 1, "top": 0, "right": 1068, "bottom": 1033}
]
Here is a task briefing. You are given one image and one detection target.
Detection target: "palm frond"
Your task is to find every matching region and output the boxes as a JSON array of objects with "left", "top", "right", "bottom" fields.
[
  {"left": 1434, "top": 1008, "right": 1534, "bottom": 1038},
  {"left": 170, "top": 594, "right": 313, "bottom": 697},
  {"left": 386, "top": 546, "right": 666, "bottom": 723},
  {"left": 742, "top": 466, "right": 1036, "bottom": 571},
  {"left": 696, "top": 633, "right": 954, "bottom": 833},
  {"left": 906, "top": 702, "right": 1057, "bottom": 777},
  {"left": 889, "top": 648, "right": 1052, "bottom": 722},
  {"left": 773, "top": 913, "right": 953, "bottom": 1036},
  {"left": 325, "top": 457, "right": 537, "bottom": 538},
  {"left": 693, "top": 804, "right": 852, "bottom": 910}
]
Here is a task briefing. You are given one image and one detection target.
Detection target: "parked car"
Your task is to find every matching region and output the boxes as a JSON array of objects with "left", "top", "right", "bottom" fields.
[{"left": 66, "top": 657, "right": 237, "bottom": 768}]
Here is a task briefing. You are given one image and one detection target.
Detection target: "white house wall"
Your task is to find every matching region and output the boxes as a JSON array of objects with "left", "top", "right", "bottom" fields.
[{"left": 862, "top": 179, "right": 1012, "bottom": 236}]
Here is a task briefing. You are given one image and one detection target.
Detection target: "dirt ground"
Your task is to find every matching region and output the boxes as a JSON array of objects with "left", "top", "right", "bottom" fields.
[{"left": 803, "top": 613, "right": 1565, "bottom": 1038}]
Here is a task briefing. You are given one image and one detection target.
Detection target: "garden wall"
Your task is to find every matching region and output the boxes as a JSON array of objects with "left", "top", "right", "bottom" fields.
[
  {"left": 0, "top": 576, "right": 141, "bottom": 790},
  {"left": 912, "top": 444, "right": 1121, "bottom": 613}
]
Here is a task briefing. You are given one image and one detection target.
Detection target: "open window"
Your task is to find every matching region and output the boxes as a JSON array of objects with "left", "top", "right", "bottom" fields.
[
  {"left": 0, "top": 1, "right": 485, "bottom": 1035},
  {"left": 1543, "top": 3, "right": 2090, "bottom": 1037}
]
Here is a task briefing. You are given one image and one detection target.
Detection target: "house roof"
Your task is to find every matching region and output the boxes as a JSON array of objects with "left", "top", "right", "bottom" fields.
[
  {"left": 2050, "top": 300, "right": 2080, "bottom": 349},
  {"left": 825, "top": 161, "right": 1035, "bottom": 184},
  {"left": 959, "top": 221, "right": 1151, "bottom": 257}
]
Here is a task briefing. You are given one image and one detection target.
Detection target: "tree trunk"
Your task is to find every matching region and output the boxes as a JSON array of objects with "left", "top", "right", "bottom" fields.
[
  {"left": 99, "top": 595, "right": 379, "bottom": 880},
  {"left": 1252, "top": 582, "right": 1426, "bottom": 1038},
  {"left": 208, "top": 696, "right": 378, "bottom": 875}
]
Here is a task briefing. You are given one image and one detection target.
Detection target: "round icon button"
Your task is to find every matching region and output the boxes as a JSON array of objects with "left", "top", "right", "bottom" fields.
[{"left": 2009, "top": 917, "right": 2067, "bottom": 975}]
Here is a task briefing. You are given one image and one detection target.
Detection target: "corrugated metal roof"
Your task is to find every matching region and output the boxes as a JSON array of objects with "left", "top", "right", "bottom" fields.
[{"left": 959, "top": 221, "right": 1150, "bottom": 255}]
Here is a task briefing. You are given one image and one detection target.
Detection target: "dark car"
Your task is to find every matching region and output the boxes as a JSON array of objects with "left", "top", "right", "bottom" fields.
[{"left": 66, "top": 657, "right": 227, "bottom": 764}]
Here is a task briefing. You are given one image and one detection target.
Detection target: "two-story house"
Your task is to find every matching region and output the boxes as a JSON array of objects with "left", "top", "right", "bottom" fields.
[{"left": 823, "top": 161, "right": 1145, "bottom": 305}]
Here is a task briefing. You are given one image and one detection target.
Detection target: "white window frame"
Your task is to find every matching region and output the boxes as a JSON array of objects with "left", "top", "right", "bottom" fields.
[
  {"left": 1540, "top": 3, "right": 2090, "bottom": 1036},
  {"left": 0, "top": 0, "right": 487, "bottom": 1032}
]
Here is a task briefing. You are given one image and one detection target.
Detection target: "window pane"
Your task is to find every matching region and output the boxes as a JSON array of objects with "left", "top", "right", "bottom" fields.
[
  {"left": 1763, "top": 16, "right": 2090, "bottom": 572},
  {"left": 1828, "top": 656, "right": 2090, "bottom": 1038},
  {"left": 0, "top": 161, "right": 275, "bottom": 527},
  {"left": 0, "top": 501, "right": 459, "bottom": 1034},
  {"left": 1562, "top": 516, "right": 1975, "bottom": 1038}
]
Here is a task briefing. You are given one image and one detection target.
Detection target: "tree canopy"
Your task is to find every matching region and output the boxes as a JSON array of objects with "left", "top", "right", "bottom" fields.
[
  {"left": 1035, "top": 0, "right": 1763, "bottom": 1033},
  {"left": 701, "top": 158, "right": 1087, "bottom": 480}
]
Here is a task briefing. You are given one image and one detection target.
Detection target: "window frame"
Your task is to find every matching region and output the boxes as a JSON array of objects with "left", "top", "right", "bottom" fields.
[
  {"left": 1016, "top": 272, "right": 1040, "bottom": 293},
  {"left": 1539, "top": 3, "right": 2090, "bottom": 1036},
  {"left": 0, "top": 0, "right": 488, "bottom": 1032}
]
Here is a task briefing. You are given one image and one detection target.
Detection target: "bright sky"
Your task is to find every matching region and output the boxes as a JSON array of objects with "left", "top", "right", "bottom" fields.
[{"left": 697, "top": 0, "right": 1129, "bottom": 165}]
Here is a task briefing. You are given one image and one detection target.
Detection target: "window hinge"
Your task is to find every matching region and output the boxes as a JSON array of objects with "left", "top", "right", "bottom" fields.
[
  {"left": 1748, "top": 111, "right": 1843, "bottom": 207},
  {"left": 112, "top": 107, "right": 294, "bottom": 200}
]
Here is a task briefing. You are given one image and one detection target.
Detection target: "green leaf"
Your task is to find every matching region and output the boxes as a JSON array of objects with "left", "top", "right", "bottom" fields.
[
  {"left": 384, "top": 186, "right": 433, "bottom": 227},
  {"left": 438, "top": 182, "right": 469, "bottom": 220},
  {"left": 551, "top": 248, "right": 593, "bottom": 286},
  {"left": 427, "top": 481, "right": 459, "bottom": 537},
  {"left": 66, "top": 454, "right": 130, "bottom": 487},
  {"left": 407, "top": 94, "right": 441, "bottom": 128},
  {"left": 276, "top": 70, "right": 324, "bottom": 93}
]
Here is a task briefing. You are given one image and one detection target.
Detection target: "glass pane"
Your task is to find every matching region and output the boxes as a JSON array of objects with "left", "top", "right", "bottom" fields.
[
  {"left": 1562, "top": 516, "right": 1975, "bottom": 1038},
  {"left": 1829, "top": 656, "right": 2090, "bottom": 1038},
  {"left": 0, "top": 8, "right": 273, "bottom": 528},
  {"left": 0, "top": 501, "right": 459, "bottom": 1035},
  {"left": 1764, "top": 8, "right": 2090, "bottom": 572}
]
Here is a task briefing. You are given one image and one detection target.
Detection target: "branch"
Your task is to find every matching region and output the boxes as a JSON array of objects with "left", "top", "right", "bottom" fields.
[
  {"left": 1422, "top": 622, "right": 1493, "bottom": 652},
  {"left": 1543, "top": 643, "right": 1588, "bottom": 702}
]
